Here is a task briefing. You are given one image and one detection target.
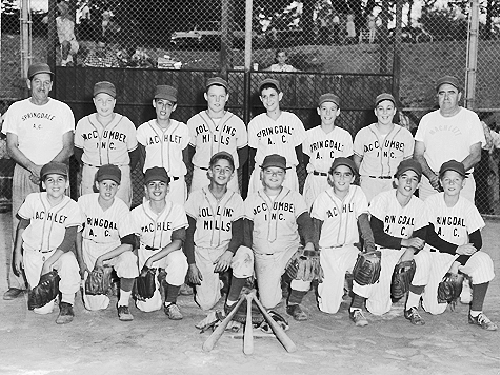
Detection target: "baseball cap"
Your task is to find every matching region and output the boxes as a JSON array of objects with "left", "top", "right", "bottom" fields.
[
  {"left": 329, "top": 157, "right": 358, "bottom": 175},
  {"left": 435, "top": 75, "right": 461, "bottom": 92},
  {"left": 260, "top": 154, "right": 288, "bottom": 170},
  {"left": 155, "top": 85, "right": 177, "bottom": 102},
  {"left": 375, "top": 93, "right": 396, "bottom": 107},
  {"left": 57, "top": 1, "right": 69, "bottom": 13},
  {"left": 258, "top": 78, "right": 281, "bottom": 93},
  {"left": 27, "top": 62, "right": 54, "bottom": 80},
  {"left": 206, "top": 77, "right": 228, "bottom": 89},
  {"left": 96, "top": 164, "right": 121, "bottom": 184},
  {"left": 144, "top": 166, "right": 170, "bottom": 184},
  {"left": 94, "top": 81, "right": 116, "bottom": 98},
  {"left": 439, "top": 160, "right": 466, "bottom": 178},
  {"left": 209, "top": 151, "right": 235, "bottom": 170},
  {"left": 40, "top": 161, "right": 68, "bottom": 180},
  {"left": 396, "top": 158, "right": 422, "bottom": 179},
  {"left": 318, "top": 93, "right": 340, "bottom": 108}
]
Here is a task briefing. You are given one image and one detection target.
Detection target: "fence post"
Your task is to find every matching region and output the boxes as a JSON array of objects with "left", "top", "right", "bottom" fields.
[
  {"left": 242, "top": 0, "right": 253, "bottom": 198},
  {"left": 47, "top": 0, "right": 57, "bottom": 75},
  {"left": 20, "top": 0, "right": 29, "bottom": 82},
  {"left": 465, "top": 0, "right": 480, "bottom": 110},
  {"left": 220, "top": 0, "right": 230, "bottom": 77},
  {"left": 392, "top": 0, "right": 403, "bottom": 101}
]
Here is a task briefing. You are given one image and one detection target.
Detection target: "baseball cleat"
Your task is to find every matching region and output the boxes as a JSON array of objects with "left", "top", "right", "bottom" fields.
[
  {"left": 56, "top": 302, "right": 75, "bottom": 324},
  {"left": 286, "top": 303, "right": 308, "bottom": 321},
  {"left": 404, "top": 307, "right": 425, "bottom": 325},
  {"left": 117, "top": 305, "right": 134, "bottom": 321},
  {"left": 468, "top": 312, "right": 498, "bottom": 331},
  {"left": 164, "top": 303, "right": 183, "bottom": 320},
  {"left": 349, "top": 308, "right": 368, "bottom": 327},
  {"left": 3, "top": 288, "right": 25, "bottom": 300}
]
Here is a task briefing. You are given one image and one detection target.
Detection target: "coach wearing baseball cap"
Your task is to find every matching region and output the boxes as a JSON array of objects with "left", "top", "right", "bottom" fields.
[
  {"left": 414, "top": 75, "right": 486, "bottom": 202},
  {"left": 1, "top": 62, "right": 75, "bottom": 300}
]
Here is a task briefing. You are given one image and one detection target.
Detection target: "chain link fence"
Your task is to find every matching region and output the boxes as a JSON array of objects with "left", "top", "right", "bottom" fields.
[{"left": 1, "top": 0, "right": 500, "bottom": 213}]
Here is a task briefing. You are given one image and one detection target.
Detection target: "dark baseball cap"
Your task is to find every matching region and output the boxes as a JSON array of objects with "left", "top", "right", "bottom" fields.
[
  {"left": 209, "top": 151, "right": 235, "bottom": 170},
  {"left": 144, "top": 166, "right": 170, "bottom": 184},
  {"left": 375, "top": 93, "right": 396, "bottom": 107},
  {"left": 261, "top": 154, "right": 288, "bottom": 170},
  {"left": 318, "top": 93, "right": 340, "bottom": 108},
  {"left": 41, "top": 161, "right": 68, "bottom": 179},
  {"left": 396, "top": 158, "right": 422, "bottom": 179},
  {"left": 96, "top": 164, "right": 121, "bottom": 184},
  {"left": 155, "top": 85, "right": 177, "bottom": 102},
  {"left": 329, "top": 157, "right": 358, "bottom": 175},
  {"left": 435, "top": 75, "right": 461, "bottom": 92},
  {"left": 258, "top": 78, "right": 281, "bottom": 93},
  {"left": 94, "top": 81, "right": 116, "bottom": 98},
  {"left": 28, "top": 63, "right": 54, "bottom": 80},
  {"left": 206, "top": 77, "right": 228, "bottom": 89},
  {"left": 439, "top": 160, "right": 466, "bottom": 178}
]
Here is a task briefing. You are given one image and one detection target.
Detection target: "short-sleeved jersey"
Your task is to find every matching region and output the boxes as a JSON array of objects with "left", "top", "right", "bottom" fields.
[
  {"left": 18, "top": 193, "right": 82, "bottom": 253},
  {"left": 244, "top": 188, "right": 308, "bottom": 254},
  {"left": 248, "top": 112, "right": 306, "bottom": 167},
  {"left": 74, "top": 113, "right": 138, "bottom": 166},
  {"left": 78, "top": 193, "right": 134, "bottom": 245},
  {"left": 185, "top": 186, "right": 244, "bottom": 249},
  {"left": 187, "top": 111, "right": 247, "bottom": 169},
  {"left": 311, "top": 185, "right": 368, "bottom": 247},
  {"left": 424, "top": 193, "right": 484, "bottom": 247},
  {"left": 302, "top": 125, "right": 354, "bottom": 173},
  {"left": 130, "top": 200, "right": 188, "bottom": 250},
  {"left": 369, "top": 190, "right": 428, "bottom": 241},
  {"left": 415, "top": 108, "right": 485, "bottom": 173},
  {"left": 1, "top": 98, "right": 75, "bottom": 165},
  {"left": 136, "top": 119, "right": 189, "bottom": 176},
  {"left": 353, "top": 123, "right": 414, "bottom": 177}
]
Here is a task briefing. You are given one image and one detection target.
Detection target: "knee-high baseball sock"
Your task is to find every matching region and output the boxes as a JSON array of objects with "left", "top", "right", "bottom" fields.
[
  {"left": 350, "top": 293, "right": 365, "bottom": 310},
  {"left": 226, "top": 276, "right": 246, "bottom": 304},
  {"left": 288, "top": 289, "right": 307, "bottom": 305},
  {"left": 165, "top": 283, "right": 180, "bottom": 305},
  {"left": 471, "top": 282, "right": 488, "bottom": 313}
]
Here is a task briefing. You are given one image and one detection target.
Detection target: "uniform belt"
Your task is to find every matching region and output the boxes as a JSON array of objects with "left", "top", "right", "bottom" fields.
[
  {"left": 199, "top": 166, "right": 209, "bottom": 171},
  {"left": 313, "top": 171, "right": 328, "bottom": 177},
  {"left": 171, "top": 176, "right": 181, "bottom": 181},
  {"left": 368, "top": 175, "right": 393, "bottom": 179},
  {"left": 144, "top": 245, "right": 160, "bottom": 251},
  {"left": 320, "top": 245, "right": 344, "bottom": 249},
  {"left": 84, "top": 163, "right": 128, "bottom": 167}
]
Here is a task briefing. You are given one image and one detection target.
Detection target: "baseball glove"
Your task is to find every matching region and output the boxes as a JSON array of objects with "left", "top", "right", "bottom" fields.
[
  {"left": 391, "top": 259, "right": 416, "bottom": 300},
  {"left": 134, "top": 266, "right": 157, "bottom": 300},
  {"left": 437, "top": 272, "right": 464, "bottom": 304},
  {"left": 285, "top": 247, "right": 324, "bottom": 283},
  {"left": 353, "top": 250, "right": 381, "bottom": 285},
  {"left": 28, "top": 270, "right": 60, "bottom": 310},
  {"left": 85, "top": 266, "right": 113, "bottom": 296}
]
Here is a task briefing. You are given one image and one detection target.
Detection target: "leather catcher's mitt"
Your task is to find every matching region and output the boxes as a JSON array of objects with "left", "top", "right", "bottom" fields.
[
  {"left": 134, "top": 266, "right": 157, "bottom": 300},
  {"left": 28, "top": 270, "right": 60, "bottom": 310},
  {"left": 437, "top": 272, "right": 464, "bottom": 304},
  {"left": 285, "top": 247, "right": 324, "bottom": 282},
  {"left": 391, "top": 259, "right": 416, "bottom": 300},
  {"left": 353, "top": 251, "right": 381, "bottom": 285},
  {"left": 85, "top": 266, "right": 113, "bottom": 296}
]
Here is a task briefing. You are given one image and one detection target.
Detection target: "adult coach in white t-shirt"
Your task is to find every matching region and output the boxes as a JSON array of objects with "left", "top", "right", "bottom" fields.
[
  {"left": 414, "top": 75, "right": 485, "bottom": 202},
  {"left": 1, "top": 62, "right": 75, "bottom": 300}
]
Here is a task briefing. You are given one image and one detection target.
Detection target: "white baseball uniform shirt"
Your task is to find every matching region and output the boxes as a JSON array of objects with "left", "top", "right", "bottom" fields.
[
  {"left": 185, "top": 186, "right": 244, "bottom": 250},
  {"left": 311, "top": 185, "right": 368, "bottom": 247},
  {"left": 353, "top": 123, "right": 414, "bottom": 177},
  {"left": 75, "top": 113, "right": 138, "bottom": 166},
  {"left": 244, "top": 187, "right": 308, "bottom": 255},
  {"left": 18, "top": 193, "right": 82, "bottom": 253},
  {"left": 137, "top": 119, "right": 189, "bottom": 176},
  {"left": 187, "top": 111, "right": 247, "bottom": 169}
]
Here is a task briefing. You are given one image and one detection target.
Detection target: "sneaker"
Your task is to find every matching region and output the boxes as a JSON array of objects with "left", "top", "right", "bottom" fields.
[
  {"left": 3, "top": 288, "right": 24, "bottom": 300},
  {"left": 404, "top": 307, "right": 425, "bottom": 325},
  {"left": 286, "top": 304, "right": 308, "bottom": 321},
  {"left": 164, "top": 303, "right": 183, "bottom": 320},
  {"left": 56, "top": 302, "right": 75, "bottom": 324},
  {"left": 349, "top": 308, "right": 368, "bottom": 327},
  {"left": 117, "top": 305, "right": 134, "bottom": 321},
  {"left": 179, "top": 283, "right": 194, "bottom": 296},
  {"left": 468, "top": 312, "right": 498, "bottom": 331}
]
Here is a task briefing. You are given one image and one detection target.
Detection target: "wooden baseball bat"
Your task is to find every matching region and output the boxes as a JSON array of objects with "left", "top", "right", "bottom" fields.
[
  {"left": 202, "top": 294, "right": 245, "bottom": 352},
  {"left": 243, "top": 294, "right": 254, "bottom": 355},
  {"left": 253, "top": 297, "right": 297, "bottom": 353}
]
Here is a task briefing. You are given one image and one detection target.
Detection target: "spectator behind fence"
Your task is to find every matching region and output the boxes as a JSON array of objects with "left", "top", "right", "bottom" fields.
[
  {"left": 83, "top": 39, "right": 120, "bottom": 68},
  {"left": 56, "top": 1, "right": 79, "bottom": 66},
  {"left": 264, "top": 50, "right": 300, "bottom": 72},
  {"left": 346, "top": 14, "right": 356, "bottom": 43}
]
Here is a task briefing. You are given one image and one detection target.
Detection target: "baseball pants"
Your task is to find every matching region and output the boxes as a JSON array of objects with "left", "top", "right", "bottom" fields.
[
  {"left": 135, "top": 247, "right": 188, "bottom": 312},
  {"left": 254, "top": 244, "right": 310, "bottom": 309},
  {"left": 24, "top": 249, "right": 80, "bottom": 314},
  {"left": 359, "top": 176, "right": 395, "bottom": 203},
  {"left": 81, "top": 240, "right": 139, "bottom": 311},
  {"left": 166, "top": 177, "right": 187, "bottom": 204},
  {"left": 422, "top": 250, "right": 495, "bottom": 315},
  {"left": 318, "top": 244, "right": 359, "bottom": 314},
  {"left": 81, "top": 164, "right": 132, "bottom": 207},
  {"left": 419, "top": 174, "right": 476, "bottom": 202},
  {"left": 353, "top": 248, "right": 432, "bottom": 316},
  {"left": 190, "top": 166, "right": 239, "bottom": 194},
  {"left": 303, "top": 173, "right": 329, "bottom": 207},
  {"left": 194, "top": 245, "right": 254, "bottom": 311},
  {"left": 248, "top": 167, "right": 299, "bottom": 195}
]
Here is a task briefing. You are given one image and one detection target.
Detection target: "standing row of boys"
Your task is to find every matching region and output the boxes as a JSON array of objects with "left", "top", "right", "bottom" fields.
[{"left": 2, "top": 63, "right": 496, "bottom": 332}]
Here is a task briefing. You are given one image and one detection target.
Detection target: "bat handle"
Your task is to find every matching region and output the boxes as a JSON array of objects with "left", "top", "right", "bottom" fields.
[{"left": 243, "top": 294, "right": 254, "bottom": 355}]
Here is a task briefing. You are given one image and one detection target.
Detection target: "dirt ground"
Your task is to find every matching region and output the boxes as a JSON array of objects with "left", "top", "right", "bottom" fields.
[{"left": 1, "top": 211, "right": 500, "bottom": 375}]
